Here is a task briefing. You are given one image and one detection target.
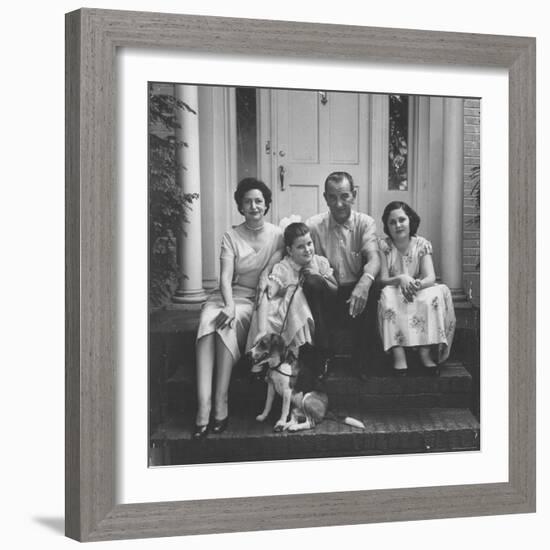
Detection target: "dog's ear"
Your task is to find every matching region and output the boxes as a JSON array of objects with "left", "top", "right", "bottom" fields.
[
  {"left": 284, "top": 347, "right": 298, "bottom": 364},
  {"left": 270, "top": 333, "right": 285, "bottom": 354}
]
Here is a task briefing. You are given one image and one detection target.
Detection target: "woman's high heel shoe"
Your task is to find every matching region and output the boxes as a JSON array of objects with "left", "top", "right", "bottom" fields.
[
  {"left": 211, "top": 417, "right": 229, "bottom": 434},
  {"left": 192, "top": 424, "right": 209, "bottom": 440}
]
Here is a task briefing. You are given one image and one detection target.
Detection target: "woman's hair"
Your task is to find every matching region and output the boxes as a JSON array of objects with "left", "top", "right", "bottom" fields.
[
  {"left": 233, "top": 177, "right": 272, "bottom": 215},
  {"left": 283, "top": 222, "right": 310, "bottom": 248},
  {"left": 381, "top": 201, "right": 421, "bottom": 237}
]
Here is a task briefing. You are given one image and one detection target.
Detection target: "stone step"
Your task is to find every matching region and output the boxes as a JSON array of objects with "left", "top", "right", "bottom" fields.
[
  {"left": 149, "top": 407, "right": 480, "bottom": 466},
  {"left": 162, "top": 361, "right": 474, "bottom": 416},
  {"left": 327, "top": 361, "right": 473, "bottom": 410},
  {"left": 150, "top": 304, "right": 479, "bottom": 377}
]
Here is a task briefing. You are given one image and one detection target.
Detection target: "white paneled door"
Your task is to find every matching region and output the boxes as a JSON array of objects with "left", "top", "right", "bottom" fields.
[{"left": 265, "top": 89, "right": 369, "bottom": 224}]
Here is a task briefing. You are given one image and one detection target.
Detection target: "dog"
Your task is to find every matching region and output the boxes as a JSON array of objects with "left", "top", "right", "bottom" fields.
[{"left": 246, "top": 334, "right": 331, "bottom": 432}]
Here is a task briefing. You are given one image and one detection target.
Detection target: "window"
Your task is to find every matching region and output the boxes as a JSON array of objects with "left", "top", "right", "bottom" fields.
[
  {"left": 236, "top": 87, "right": 257, "bottom": 180},
  {"left": 388, "top": 95, "right": 409, "bottom": 190}
]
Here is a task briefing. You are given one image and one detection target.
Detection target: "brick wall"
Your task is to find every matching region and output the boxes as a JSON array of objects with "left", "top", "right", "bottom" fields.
[{"left": 463, "top": 99, "right": 480, "bottom": 306}]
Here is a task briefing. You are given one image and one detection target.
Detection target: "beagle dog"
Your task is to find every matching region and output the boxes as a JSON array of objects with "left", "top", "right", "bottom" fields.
[{"left": 247, "top": 334, "right": 329, "bottom": 432}]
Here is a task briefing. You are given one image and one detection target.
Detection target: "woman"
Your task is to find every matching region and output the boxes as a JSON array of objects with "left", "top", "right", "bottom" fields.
[
  {"left": 193, "top": 178, "right": 283, "bottom": 439},
  {"left": 377, "top": 201, "right": 455, "bottom": 376}
]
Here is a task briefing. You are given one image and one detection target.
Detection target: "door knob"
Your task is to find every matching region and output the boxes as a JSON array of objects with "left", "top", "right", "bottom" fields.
[
  {"left": 279, "top": 150, "right": 286, "bottom": 157},
  {"left": 279, "top": 165, "right": 286, "bottom": 191}
]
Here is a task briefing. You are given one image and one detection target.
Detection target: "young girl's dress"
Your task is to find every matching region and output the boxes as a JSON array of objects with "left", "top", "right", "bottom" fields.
[
  {"left": 196, "top": 223, "right": 283, "bottom": 362},
  {"left": 246, "top": 255, "right": 334, "bottom": 350},
  {"left": 377, "top": 235, "right": 456, "bottom": 362}
]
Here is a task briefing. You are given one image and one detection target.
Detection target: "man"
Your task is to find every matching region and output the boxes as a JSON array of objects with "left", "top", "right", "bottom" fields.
[{"left": 304, "top": 171, "right": 380, "bottom": 378}]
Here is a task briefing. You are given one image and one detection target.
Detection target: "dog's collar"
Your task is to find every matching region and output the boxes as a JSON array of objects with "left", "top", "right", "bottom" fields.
[
  {"left": 269, "top": 361, "right": 296, "bottom": 378},
  {"left": 252, "top": 359, "right": 296, "bottom": 378}
]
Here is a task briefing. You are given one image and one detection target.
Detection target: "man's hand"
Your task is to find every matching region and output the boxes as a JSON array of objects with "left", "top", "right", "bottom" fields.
[{"left": 347, "top": 277, "right": 372, "bottom": 318}]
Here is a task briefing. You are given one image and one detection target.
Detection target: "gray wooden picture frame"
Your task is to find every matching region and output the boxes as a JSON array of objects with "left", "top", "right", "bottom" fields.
[{"left": 65, "top": 8, "right": 536, "bottom": 542}]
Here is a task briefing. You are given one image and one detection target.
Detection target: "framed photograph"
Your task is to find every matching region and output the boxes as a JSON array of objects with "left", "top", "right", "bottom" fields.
[{"left": 66, "top": 8, "right": 535, "bottom": 542}]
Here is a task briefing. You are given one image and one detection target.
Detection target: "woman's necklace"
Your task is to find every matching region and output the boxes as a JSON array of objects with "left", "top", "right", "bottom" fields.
[{"left": 244, "top": 222, "right": 265, "bottom": 232}]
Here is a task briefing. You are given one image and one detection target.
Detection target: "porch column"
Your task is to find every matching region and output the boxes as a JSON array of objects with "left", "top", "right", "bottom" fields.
[
  {"left": 440, "top": 97, "right": 467, "bottom": 302},
  {"left": 173, "top": 85, "right": 207, "bottom": 304}
]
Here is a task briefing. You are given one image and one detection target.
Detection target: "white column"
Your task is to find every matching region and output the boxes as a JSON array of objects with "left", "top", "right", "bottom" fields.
[
  {"left": 198, "top": 87, "right": 237, "bottom": 290},
  {"left": 440, "top": 97, "right": 467, "bottom": 301},
  {"left": 173, "top": 85, "right": 207, "bottom": 304}
]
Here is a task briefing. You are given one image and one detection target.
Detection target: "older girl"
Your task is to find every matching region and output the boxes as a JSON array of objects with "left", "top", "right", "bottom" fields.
[{"left": 377, "top": 201, "right": 455, "bottom": 376}]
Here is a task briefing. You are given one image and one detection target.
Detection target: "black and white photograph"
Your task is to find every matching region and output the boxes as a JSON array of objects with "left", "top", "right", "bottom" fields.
[
  {"left": 148, "top": 84, "right": 481, "bottom": 466},
  {"left": 5, "top": 0, "right": 543, "bottom": 547}
]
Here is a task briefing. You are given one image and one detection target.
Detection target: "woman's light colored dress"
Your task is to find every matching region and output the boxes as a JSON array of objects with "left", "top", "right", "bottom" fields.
[
  {"left": 377, "top": 235, "right": 456, "bottom": 362},
  {"left": 246, "top": 255, "right": 334, "bottom": 350},
  {"left": 196, "top": 223, "right": 283, "bottom": 362}
]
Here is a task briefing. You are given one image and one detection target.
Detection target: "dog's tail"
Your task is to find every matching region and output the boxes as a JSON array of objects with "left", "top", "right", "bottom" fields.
[{"left": 325, "top": 412, "right": 366, "bottom": 430}]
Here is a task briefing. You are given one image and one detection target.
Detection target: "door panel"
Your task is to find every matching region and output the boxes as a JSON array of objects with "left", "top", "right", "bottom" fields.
[
  {"left": 290, "top": 184, "right": 322, "bottom": 223},
  {"left": 328, "top": 93, "right": 359, "bottom": 163},
  {"left": 288, "top": 91, "right": 319, "bottom": 163}
]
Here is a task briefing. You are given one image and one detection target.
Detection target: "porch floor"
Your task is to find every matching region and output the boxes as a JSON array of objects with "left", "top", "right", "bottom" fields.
[{"left": 150, "top": 407, "right": 480, "bottom": 466}]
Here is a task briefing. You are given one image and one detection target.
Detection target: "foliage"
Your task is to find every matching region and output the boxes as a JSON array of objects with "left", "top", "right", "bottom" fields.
[
  {"left": 469, "top": 164, "right": 480, "bottom": 226},
  {"left": 149, "top": 85, "right": 198, "bottom": 307},
  {"left": 469, "top": 164, "right": 481, "bottom": 269},
  {"left": 388, "top": 95, "right": 409, "bottom": 191}
]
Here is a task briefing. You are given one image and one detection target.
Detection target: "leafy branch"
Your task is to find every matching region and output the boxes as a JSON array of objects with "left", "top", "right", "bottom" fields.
[
  {"left": 149, "top": 86, "right": 198, "bottom": 307},
  {"left": 469, "top": 164, "right": 480, "bottom": 226},
  {"left": 469, "top": 164, "right": 480, "bottom": 269}
]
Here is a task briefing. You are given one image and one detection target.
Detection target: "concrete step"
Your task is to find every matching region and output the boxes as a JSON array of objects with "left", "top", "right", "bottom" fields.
[
  {"left": 150, "top": 407, "right": 480, "bottom": 466},
  {"left": 163, "top": 361, "right": 474, "bottom": 416}
]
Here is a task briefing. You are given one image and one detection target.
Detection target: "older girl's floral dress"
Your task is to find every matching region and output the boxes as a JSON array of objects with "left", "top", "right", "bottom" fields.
[{"left": 377, "top": 236, "right": 456, "bottom": 362}]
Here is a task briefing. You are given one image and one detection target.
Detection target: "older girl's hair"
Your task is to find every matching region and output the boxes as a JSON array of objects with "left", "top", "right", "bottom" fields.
[
  {"left": 233, "top": 177, "right": 272, "bottom": 215},
  {"left": 381, "top": 201, "right": 421, "bottom": 237},
  {"left": 283, "top": 222, "right": 310, "bottom": 248}
]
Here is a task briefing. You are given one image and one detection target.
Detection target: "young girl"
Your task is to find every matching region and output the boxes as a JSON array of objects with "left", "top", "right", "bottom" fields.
[
  {"left": 246, "top": 222, "right": 337, "bottom": 350},
  {"left": 377, "top": 201, "right": 456, "bottom": 376}
]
